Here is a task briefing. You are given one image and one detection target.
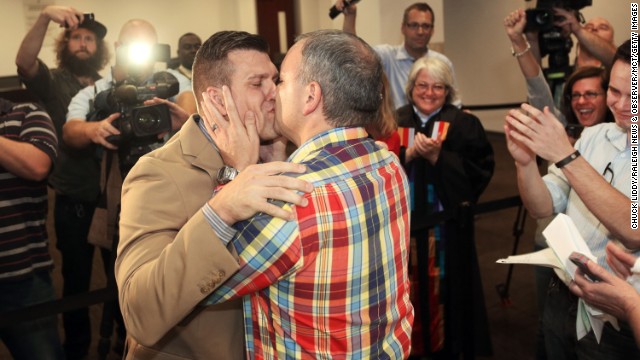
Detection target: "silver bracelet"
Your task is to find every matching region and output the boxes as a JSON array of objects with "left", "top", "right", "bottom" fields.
[{"left": 511, "top": 40, "right": 531, "bottom": 58}]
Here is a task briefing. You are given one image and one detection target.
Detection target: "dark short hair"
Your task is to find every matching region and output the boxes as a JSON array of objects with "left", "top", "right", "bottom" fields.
[
  {"left": 295, "top": 29, "right": 383, "bottom": 128},
  {"left": 403, "top": 2, "right": 434, "bottom": 24},
  {"left": 613, "top": 39, "right": 631, "bottom": 66},
  {"left": 561, "top": 66, "right": 614, "bottom": 125},
  {"left": 178, "top": 32, "right": 200, "bottom": 46},
  {"left": 192, "top": 31, "right": 269, "bottom": 102}
]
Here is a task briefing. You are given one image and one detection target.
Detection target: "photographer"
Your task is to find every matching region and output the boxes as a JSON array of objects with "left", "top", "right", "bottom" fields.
[
  {"left": 65, "top": 19, "right": 191, "bottom": 151},
  {"left": 61, "top": 18, "right": 191, "bottom": 356},
  {"left": 504, "top": 9, "right": 614, "bottom": 139},
  {"left": 15, "top": 6, "right": 110, "bottom": 359},
  {"left": 553, "top": 7, "right": 616, "bottom": 69}
]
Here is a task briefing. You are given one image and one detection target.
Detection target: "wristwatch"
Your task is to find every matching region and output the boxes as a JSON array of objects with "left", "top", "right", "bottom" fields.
[{"left": 216, "top": 165, "right": 239, "bottom": 185}]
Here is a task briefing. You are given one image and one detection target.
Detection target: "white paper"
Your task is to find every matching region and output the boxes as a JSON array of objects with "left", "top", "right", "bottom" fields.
[
  {"left": 496, "top": 247, "right": 562, "bottom": 269},
  {"left": 496, "top": 213, "right": 619, "bottom": 343},
  {"left": 542, "top": 213, "right": 597, "bottom": 281}
]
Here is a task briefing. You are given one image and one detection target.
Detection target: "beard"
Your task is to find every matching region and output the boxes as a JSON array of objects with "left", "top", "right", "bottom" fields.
[{"left": 59, "top": 47, "right": 102, "bottom": 77}]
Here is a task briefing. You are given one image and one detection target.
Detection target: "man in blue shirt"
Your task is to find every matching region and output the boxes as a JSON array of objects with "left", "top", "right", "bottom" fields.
[{"left": 334, "top": 1, "right": 459, "bottom": 109}]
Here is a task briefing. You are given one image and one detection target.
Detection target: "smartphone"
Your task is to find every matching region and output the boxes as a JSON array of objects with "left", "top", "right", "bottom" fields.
[{"left": 569, "top": 252, "right": 601, "bottom": 282}]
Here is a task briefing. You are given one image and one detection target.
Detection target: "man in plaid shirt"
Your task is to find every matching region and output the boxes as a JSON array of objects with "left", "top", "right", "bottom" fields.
[{"left": 206, "top": 29, "right": 414, "bottom": 359}]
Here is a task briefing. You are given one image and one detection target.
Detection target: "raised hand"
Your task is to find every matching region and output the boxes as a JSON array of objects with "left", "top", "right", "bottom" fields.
[
  {"left": 504, "top": 9, "right": 527, "bottom": 41},
  {"left": 43, "top": 5, "right": 84, "bottom": 29}
]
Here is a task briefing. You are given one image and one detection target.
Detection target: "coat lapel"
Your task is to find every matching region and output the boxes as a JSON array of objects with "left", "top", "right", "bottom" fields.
[{"left": 179, "top": 115, "right": 222, "bottom": 179}]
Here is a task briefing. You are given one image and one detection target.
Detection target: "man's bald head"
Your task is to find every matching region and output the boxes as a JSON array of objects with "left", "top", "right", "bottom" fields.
[
  {"left": 117, "top": 19, "right": 158, "bottom": 46},
  {"left": 584, "top": 17, "right": 614, "bottom": 44}
]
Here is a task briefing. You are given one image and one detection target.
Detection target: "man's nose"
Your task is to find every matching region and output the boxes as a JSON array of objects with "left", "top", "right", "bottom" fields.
[{"left": 267, "top": 81, "right": 276, "bottom": 99}]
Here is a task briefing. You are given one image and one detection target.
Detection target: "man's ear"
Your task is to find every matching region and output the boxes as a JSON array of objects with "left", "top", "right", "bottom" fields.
[
  {"left": 205, "top": 86, "right": 227, "bottom": 116},
  {"left": 302, "top": 82, "right": 322, "bottom": 116}
]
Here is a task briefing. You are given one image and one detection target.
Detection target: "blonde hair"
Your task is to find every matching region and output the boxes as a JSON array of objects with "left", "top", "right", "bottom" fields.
[{"left": 405, "top": 56, "right": 459, "bottom": 105}]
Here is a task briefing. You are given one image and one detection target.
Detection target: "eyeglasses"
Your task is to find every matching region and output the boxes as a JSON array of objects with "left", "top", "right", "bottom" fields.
[
  {"left": 414, "top": 82, "right": 446, "bottom": 93},
  {"left": 602, "top": 162, "right": 614, "bottom": 184},
  {"left": 569, "top": 91, "right": 603, "bottom": 101},
  {"left": 404, "top": 22, "right": 433, "bottom": 31}
]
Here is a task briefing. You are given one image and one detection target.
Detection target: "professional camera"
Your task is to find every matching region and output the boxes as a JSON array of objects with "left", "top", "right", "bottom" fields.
[
  {"left": 524, "top": 0, "right": 591, "bottom": 83},
  {"left": 92, "top": 71, "right": 178, "bottom": 174},
  {"left": 95, "top": 71, "right": 178, "bottom": 143},
  {"left": 524, "top": 0, "right": 591, "bottom": 32},
  {"left": 90, "top": 43, "right": 178, "bottom": 175}
]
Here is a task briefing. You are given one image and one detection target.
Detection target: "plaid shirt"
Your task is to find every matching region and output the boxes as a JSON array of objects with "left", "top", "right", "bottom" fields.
[{"left": 205, "top": 127, "right": 413, "bottom": 359}]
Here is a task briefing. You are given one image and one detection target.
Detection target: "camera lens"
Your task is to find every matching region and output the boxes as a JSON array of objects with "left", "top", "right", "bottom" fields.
[
  {"left": 136, "top": 111, "right": 161, "bottom": 132},
  {"left": 535, "top": 11, "right": 551, "bottom": 25}
]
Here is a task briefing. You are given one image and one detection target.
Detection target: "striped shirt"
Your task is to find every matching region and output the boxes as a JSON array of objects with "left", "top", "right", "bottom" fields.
[
  {"left": 0, "top": 100, "right": 57, "bottom": 281},
  {"left": 205, "top": 127, "right": 413, "bottom": 359}
]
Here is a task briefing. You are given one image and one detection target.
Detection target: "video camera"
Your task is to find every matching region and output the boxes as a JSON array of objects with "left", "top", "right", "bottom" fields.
[
  {"left": 91, "top": 43, "right": 178, "bottom": 175},
  {"left": 524, "top": 0, "right": 592, "bottom": 81},
  {"left": 524, "top": 0, "right": 590, "bottom": 33}
]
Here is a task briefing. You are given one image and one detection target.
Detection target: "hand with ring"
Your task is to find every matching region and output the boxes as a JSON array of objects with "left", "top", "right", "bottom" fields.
[{"left": 200, "top": 86, "right": 259, "bottom": 170}]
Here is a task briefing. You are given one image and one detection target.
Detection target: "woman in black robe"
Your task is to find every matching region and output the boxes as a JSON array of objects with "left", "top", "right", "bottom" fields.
[{"left": 397, "top": 56, "right": 494, "bottom": 359}]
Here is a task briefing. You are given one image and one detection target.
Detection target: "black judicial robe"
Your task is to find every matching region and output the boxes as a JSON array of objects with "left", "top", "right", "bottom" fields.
[{"left": 397, "top": 103, "right": 494, "bottom": 357}]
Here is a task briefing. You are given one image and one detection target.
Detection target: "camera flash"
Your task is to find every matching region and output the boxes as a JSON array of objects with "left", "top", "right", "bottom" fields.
[{"left": 128, "top": 43, "right": 153, "bottom": 65}]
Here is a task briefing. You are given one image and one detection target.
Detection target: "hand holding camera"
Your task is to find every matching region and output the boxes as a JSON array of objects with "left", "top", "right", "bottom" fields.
[{"left": 329, "top": 0, "right": 360, "bottom": 19}]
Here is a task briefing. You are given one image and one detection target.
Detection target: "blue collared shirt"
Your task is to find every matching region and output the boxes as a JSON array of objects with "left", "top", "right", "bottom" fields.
[
  {"left": 196, "top": 116, "right": 237, "bottom": 246},
  {"left": 544, "top": 123, "right": 635, "bottom": 269},
  {"left": 374, "top": 43, "right": 459, "bottom": 109}
]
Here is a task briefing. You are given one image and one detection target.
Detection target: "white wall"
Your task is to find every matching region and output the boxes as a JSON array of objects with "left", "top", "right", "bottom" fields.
[
  {"left": 312, "top": 0, "right": 445, "bottom": 47},
  {"left": 444, "top": 1, "right": 630, "bottom": 132},
  {"left": 1, "top": 0, "right": 444, "bottom": 77}
]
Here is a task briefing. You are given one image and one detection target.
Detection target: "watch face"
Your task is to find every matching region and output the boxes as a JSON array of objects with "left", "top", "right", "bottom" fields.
[{"left": 217, "top": 166, "right": 238, "bottom": 184}]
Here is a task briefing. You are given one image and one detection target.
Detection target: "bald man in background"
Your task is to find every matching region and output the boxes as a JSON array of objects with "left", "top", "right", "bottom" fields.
[{"left": 62, "top": 18, "right": 191, "bottom": 358}]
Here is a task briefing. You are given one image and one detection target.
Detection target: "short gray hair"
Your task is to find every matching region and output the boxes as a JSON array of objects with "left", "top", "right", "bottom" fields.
[
  {"left": 294, "top": 29, "right": 383, "bottom": 128},
  {"left": 405, "top": 57, "right": 459, "bottom": 106}
]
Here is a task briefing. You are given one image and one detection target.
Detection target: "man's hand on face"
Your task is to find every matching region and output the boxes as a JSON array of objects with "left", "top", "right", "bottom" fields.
[
  {"left": 209, "top": 161, "right": 314, "bottom": 224},
  {"left": 200, "top": 86, "right": 260, "bottom": 171}
]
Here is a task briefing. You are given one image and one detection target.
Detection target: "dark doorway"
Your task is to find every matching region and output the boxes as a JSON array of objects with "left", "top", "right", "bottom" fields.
[{"left": 256, "top": 0, "right": 296, "bottom": 63}]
